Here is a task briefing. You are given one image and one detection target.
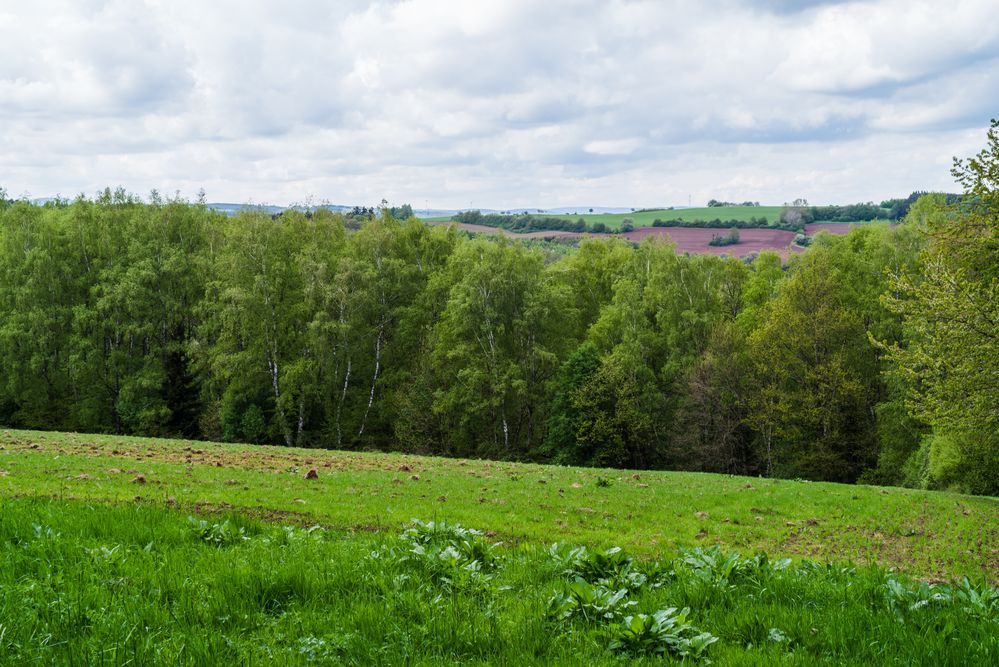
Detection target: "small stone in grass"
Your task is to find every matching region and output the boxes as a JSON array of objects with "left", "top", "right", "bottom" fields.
[
  {"left": 305, "top": 468, "right": 319, "bottom": 480},
  {"left": 571, "top": 482, "right": 582, "bottom": 489},
  {"left": 695, "top": 511, "right": 709, "bottom": 520}
]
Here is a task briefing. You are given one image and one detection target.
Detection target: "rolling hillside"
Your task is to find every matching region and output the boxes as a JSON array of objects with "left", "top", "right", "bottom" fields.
[{"left": 2, "top": 428, "right": 997, "bottom": 664}]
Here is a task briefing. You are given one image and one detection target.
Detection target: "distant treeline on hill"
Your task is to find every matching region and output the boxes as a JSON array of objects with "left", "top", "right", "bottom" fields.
[
  {"left": 806, "top": 196, "right": 947, "bottom": 223},
  {"left": 652, "top": 216, "right": 789, "bottom": 230},
  {"left": 451, "top": 210, "right": 617, "bottom": 234},
  {"left": 794, "top": 193, "right": 961, "bottom": 223},
  {"left": 449, "top": 192, "right": 959, "bottom": 235},
  {"left": 707, "top": 199, "right": 761, "bottom": 207}
]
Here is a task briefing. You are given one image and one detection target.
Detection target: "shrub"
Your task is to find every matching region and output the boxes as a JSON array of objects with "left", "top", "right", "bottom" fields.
[
  {"left": 604, "top": 608, "right": 718, "bottom": 659},
  {"left": 547, "top": 577, "right": 636, "bottom": 623},
  {"left": 188, "top": 517, "right": 248, "bottom": 547},
  {"left": 708, "top": 228, "right": 740, "bottom": 247}
]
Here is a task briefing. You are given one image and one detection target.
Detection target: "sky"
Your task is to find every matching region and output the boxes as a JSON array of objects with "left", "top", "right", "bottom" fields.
[{"left": 1, "top": 0, "right": 997, "bottom": 209}]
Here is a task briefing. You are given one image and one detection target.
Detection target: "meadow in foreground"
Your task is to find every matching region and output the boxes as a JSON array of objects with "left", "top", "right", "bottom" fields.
[
  {"left": 2, "top": 429, "right": 996, "bottom": 582},
  {"left": 1, "top": 498, "right": 996, "bottom": 665}
]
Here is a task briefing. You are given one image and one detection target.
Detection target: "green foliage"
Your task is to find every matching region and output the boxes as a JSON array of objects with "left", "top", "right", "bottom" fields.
[
  {"left": 427, "top": 237, "right": 570, "bottom": 456},
  {"left": 188, "top": 517, "right": 249, "bottom": 547},
  {"left": 879, "top": 122, "right": 999, "bottom": 494},
  {"left": 545, "top": 342, "right": 602, "bottom": 464},
  {"left": 548, "top": 544, "right": 650, "bottom": 592},
  {"left": 679, "top": 546, "right": 790, "bottom": 589},
  {"left": 707, "top": 227, "right": 740, "bottom": 246},
  {"left": 547, "top": 577, "right": 636, "bottom": 622},
  {"left": 383, "top": 519, "right": 502, "bottom": 593},
  {"left": 604, "top": 608, "right": 718, "bottom": 659}
]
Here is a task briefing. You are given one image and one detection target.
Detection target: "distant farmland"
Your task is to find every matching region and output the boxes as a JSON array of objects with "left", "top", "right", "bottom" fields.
[
  {"left": 623, "top": 226, "right": 802, "bottom": 257},
  {"left": 425, "top": 205, "right": 784, "bottom": 229},
  {"left": 424, "top": 217, "right": 894, "bottom": 257},
  {"left": 530, "top": 205, "right": 785, "bottom": 229}
]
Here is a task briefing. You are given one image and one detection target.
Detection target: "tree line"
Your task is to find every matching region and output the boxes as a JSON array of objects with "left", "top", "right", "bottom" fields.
[
  {"left": 1, "top": 125, "right": 996, "bottom": 494},
  {"left": 451, "top": 210, "right": 616, "bottom": 234}
]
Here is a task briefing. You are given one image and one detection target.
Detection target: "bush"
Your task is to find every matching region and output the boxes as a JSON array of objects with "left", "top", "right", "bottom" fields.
[
  {"left": 708, "top": 228, "right": 740, "bottom": 247},
  {"left": 922, "top": 430, "right": 999, "bottom": 495},
  {"left": 604, "top": 608, "right": 718, "bottom": 659}
]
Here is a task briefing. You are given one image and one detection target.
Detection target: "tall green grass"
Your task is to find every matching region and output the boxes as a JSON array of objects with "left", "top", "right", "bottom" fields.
[{"left": 1, "top": 498, "right": 995, "bottom": 665}]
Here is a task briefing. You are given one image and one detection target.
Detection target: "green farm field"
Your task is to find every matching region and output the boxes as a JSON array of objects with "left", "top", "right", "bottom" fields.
[{"left": 1, "top": 428, "right": 997, "bottom": 664}]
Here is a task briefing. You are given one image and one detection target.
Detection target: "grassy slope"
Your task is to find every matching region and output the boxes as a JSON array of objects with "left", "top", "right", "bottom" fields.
[
  {"left": 5, "top": 498, "right": 997, "bottom": 665},
  {"left": 3, "top": 428, "right": 999, "bottom": 665},
  {"left": 2, "top": 429, "right": 996, "bottom": 581}
]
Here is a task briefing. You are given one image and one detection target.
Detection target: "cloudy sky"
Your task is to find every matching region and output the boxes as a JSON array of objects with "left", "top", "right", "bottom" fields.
[{"left": 2, "top": 0, "right": 997, "bottom": 208}]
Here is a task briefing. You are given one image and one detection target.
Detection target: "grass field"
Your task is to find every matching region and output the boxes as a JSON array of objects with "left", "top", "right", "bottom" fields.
[
  {"left": 423, "top": 206, "right": 786, "bottom": 229},
  {"left": 2, "top": 428, "right": 997, "bottom": 664}
]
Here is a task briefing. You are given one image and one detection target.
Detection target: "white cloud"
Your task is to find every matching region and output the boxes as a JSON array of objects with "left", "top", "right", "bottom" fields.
[
  {"left": 584, "top": 139, "right": 642, "bottom": 155},
  {"left": 0, "top": 0, "right": 995, "bottom": 206}
]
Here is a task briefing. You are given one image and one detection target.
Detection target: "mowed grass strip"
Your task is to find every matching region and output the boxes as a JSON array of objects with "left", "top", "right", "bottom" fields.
[{"left": 1, "top": 428, "right": 997, "bottom": 581}]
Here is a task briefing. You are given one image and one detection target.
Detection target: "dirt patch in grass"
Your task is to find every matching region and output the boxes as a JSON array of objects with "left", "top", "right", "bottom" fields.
[{"left": 6, "top": 435, "right": 427, "bottom": 476}]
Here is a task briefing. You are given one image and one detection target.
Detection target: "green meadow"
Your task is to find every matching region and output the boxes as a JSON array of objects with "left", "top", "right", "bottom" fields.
[{"left": 1, "top": 429, "right": 997, "bottom": 664}]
